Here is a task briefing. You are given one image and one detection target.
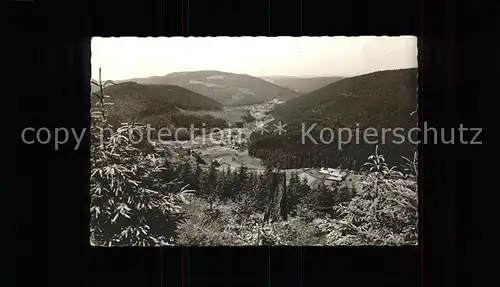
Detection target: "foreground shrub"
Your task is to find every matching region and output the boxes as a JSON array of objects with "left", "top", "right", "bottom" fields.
[
  {"left": 317, "top": 146, "right": 418, "bottom": 245},
  {"left": 175, "top": 198, "right": 251, "bottom": 246},
  {"left": 176, "top": 197, "right": 328, "bottom": 246},
  {"left": 90, "top": 70, "right": 193, "bottom": 246}
]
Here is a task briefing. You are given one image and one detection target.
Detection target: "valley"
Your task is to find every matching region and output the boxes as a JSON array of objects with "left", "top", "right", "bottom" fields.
[
  {"left": 94, "top": 68, "right": 417, "bottom": 191},
  {"left": 158, "top": 97, "right": 362, "bottom": 190}
]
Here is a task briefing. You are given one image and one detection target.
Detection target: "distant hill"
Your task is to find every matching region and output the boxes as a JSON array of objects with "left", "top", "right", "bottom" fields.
[
  {"left": 261, "top": 76, "right": 345, "bottom": 93},
  {"left": 121, "top": 70, "right": 303, "bottom": 106},
  {"left": 249, "top": 68, "right": 418, "bottom": 170},
  {"left": 92, "top": 82, "right": 228, "bottom": 136}
]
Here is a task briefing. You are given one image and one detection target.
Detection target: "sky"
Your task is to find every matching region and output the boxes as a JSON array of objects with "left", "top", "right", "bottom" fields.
[{"left": 91, "top": 36, "right": 417, "bottom": 81}]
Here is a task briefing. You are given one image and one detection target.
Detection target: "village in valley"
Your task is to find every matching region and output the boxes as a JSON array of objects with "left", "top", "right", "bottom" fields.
[{"left": 158, "top": 97, "right": 360, "bottom": 191}]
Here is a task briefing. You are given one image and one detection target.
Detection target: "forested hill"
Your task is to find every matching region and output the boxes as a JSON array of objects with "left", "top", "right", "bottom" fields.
[
  {"left": 122, "top": 70, "right": 303, "bottom": 106},
  {"left": 272, "top": 68, "right": 417, "bottom": 126},
  {"left": 261, "top": 76, "right": 344, "bottom": 93},
  {"left": 249, "top": 68, "right": 418, "bottom": 170},
  {"left": 92, "top": 82, "right": 228, "bottom": 133},
  {"left": 101, "top": 82, "right": 222, "bottom": 111}
]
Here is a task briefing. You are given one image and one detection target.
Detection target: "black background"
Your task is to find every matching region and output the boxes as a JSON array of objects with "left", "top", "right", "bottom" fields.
[{"left": 7, "top": 0, "right": 496, "bottom": 286}]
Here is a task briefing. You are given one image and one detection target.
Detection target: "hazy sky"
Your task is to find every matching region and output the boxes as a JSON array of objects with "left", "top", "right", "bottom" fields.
[{"left": 91, "top": 36, "right": 417, "bottom": 80}]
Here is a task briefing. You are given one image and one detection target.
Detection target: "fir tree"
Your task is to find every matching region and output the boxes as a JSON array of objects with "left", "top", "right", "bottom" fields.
[
  {"left": 234, "top": 165, "right": 249, "bottom": 196},
  {"left": 315, "top": 182, "right": 335, "bottom": 215},
  {"left": 193, "top": 163, "right": 203, "bottom": 191},
  {"left": 287, "top": 172, "right": 301, "bottom": 215},
  {"left": 180, "top": 160, "right": 194, "bottom": 188}
]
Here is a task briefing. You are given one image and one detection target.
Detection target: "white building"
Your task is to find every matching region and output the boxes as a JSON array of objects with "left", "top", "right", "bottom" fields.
[{"left": 319, "top": 168, "right": 347, "bottom": 181}]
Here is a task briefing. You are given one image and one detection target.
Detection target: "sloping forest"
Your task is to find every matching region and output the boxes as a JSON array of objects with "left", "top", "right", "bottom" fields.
[{"left": 249, "top": 69, "right": 418, "bottom": 170}]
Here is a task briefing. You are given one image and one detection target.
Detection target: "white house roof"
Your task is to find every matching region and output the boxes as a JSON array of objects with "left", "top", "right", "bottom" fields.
[
  {"left": 327, "top": 175, "right": 343, "bottom": 181},
  {"left": 319, "top": 168, "right": 347, "bottom": 178}
]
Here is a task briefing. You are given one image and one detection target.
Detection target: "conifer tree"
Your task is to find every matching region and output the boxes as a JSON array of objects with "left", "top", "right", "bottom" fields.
[
  {"left": 180, "top": 160, "right": 194, "bottom": 188},
  {"left": 315, "top": 182, "right": 335, "bottom": 215},
  {"left": 287, "top": 172, "right": 301, "bottom": 215},
  {"left": 193, "top": 163, "right": 202, "bottom": 190}
]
